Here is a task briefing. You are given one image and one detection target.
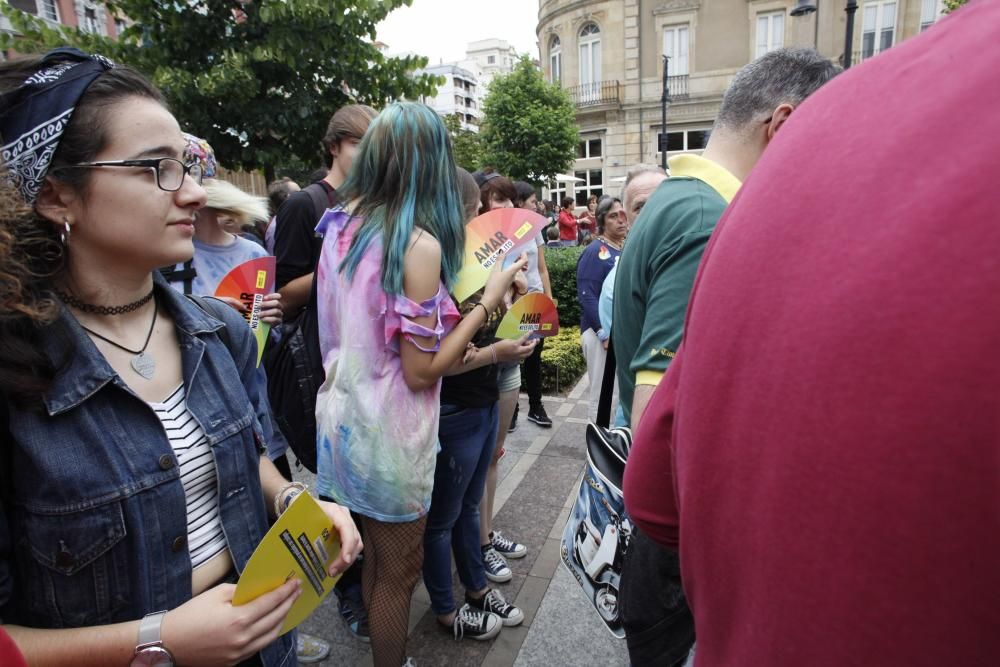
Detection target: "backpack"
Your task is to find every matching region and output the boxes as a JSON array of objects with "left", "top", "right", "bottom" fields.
[{"left": 261, "top": 182, "right": 332, "bottom": 472}]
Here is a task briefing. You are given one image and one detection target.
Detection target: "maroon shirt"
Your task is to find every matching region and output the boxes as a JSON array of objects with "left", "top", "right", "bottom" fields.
[
  {"left": 623, "top": 3, "right": 1000, "bottom": 665},
  {"left": 0, "top": 628, "right": 26, "bottom": 667}
]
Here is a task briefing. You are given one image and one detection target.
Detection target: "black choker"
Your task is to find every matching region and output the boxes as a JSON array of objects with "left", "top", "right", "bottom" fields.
[{"left": 57, "top": 288, "right": 155, "bottom": 316}]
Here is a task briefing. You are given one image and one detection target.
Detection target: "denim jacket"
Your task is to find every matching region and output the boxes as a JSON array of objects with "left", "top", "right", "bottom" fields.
[{"left": 0, "top": 277, "right": 294, "bottom": 666}]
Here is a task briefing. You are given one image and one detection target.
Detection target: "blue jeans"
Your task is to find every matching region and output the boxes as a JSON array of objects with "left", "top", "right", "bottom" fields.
[{"left": 422, "top": 402, "right": 498, "bottom": 616}]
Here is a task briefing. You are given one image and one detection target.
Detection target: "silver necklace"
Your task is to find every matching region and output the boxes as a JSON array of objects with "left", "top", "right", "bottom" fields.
[{"left": 78, "top": 296, "right": 159, "bottom": 380}]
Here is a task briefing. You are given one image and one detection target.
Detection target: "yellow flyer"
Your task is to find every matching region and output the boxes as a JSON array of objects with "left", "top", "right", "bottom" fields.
[{"left": 232, "top": 494, "right": 341, "bottom": 634}]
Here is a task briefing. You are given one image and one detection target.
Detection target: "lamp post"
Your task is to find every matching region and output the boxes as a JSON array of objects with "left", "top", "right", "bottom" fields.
[
  {"left": 789, "top": 0, "right": 860, "bottom": 68},
  {"left": 842, "top": 0, "right": 859, "bottom": 68},
  {"left": 660, "top": 55, "right": 670, "bottom": 171}
]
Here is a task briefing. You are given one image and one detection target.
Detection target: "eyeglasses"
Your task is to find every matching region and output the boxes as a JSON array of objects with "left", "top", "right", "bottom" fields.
[{"left": 56, "top": 158, "right": 204, "bottom": 191}]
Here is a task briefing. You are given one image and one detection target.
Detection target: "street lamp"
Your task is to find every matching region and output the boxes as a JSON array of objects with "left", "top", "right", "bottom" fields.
[
  {"left": 843, "top": 0, "right": 859, "bottom": 68},
  {"left": 660, "top": 55, "right": 670, "bottom": 171},
  {"left": 790, "top": 0, "right": 861, "bottom": 69}
]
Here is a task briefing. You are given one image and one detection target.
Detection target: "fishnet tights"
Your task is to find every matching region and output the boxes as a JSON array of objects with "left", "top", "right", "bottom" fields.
[{"left": 361, "top": 515, "right": 427, "bottom": 667}]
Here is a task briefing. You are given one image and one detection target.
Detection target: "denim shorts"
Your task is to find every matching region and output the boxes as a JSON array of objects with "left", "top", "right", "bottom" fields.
[{"left": 497, "top": 362, "right": 521, "bottom": 393}]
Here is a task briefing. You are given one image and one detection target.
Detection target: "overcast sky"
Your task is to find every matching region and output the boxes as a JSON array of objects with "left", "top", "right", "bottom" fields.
[{"left": 376, "top": 0, "right": 540, "bottom": 65}]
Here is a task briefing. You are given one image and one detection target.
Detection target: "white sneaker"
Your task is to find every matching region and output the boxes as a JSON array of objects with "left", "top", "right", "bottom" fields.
[{"left": 296, "top": 632, "right": 330, "bottom": 663}]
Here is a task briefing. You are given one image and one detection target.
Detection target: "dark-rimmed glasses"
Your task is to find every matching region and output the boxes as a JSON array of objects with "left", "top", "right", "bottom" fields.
[{"left": 55, "top": 158, "right": 204, "bottom": 191}]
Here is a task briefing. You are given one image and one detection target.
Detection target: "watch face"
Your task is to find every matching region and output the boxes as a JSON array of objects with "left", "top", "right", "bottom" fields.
[{"left": 131, "top": 646, "right": 174, "bottom": 667}]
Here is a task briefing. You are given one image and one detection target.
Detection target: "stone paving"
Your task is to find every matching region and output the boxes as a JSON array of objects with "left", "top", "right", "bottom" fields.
[{"left": 295, "top": 375, "right": 629, "bottom": 666}]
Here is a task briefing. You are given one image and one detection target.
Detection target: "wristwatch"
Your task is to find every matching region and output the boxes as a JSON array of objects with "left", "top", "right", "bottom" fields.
[{"left": 130, "top": 611, "right": 174, "bottom": 666}]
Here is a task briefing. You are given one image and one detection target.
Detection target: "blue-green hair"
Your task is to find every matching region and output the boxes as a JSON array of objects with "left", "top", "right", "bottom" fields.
[{"left": 338, "top": 102, "right": 465, "bottom": 294}]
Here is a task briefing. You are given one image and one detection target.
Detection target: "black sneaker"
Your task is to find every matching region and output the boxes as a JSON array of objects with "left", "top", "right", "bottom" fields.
[
  {"left": 508, "top": 403, "right": 519, "bottom": 433},
  {"left": 527, "top": 405, "right": 552, "bottom": 427},
  {"left": 337, "top": 583, "right": 370, "bottom": 642},
  {"left": 467, "top": 588, "right": 524, "bottom": 627},
  {"left": 490, "top": 530, "right": 527, "bottom": 559},
  {"left": 481, "top": 545, "right": 513, "bottom": 582},
  {"left": 442, "top": 603, "right": 502, "bottom": 641}
]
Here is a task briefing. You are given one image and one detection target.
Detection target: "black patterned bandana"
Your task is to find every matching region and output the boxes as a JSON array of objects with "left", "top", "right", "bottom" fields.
[{"left": 0, "top": 47, "right": 115, "bottom": 204}]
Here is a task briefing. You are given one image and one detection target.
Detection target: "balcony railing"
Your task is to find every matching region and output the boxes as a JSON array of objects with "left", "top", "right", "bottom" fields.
[
  {"left": 567, "top": 81, "right": 621, "bottom": 107},
  {"left": 665, "top": 74, "right": 689, "bottom": 100}
]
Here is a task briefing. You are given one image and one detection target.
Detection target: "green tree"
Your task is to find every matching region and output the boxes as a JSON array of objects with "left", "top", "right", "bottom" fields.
[
  {"left": 942, "top": 0, "right": 968, "bottom": 11},
  {"left": 442, "top": 113, "right": 485, "bottom": 173},
  {"left": 480, "top": 57, "right": 578, "bottom": 184},
  {"left": 0, "top": 0, "right": 441, "bottom": 180}
]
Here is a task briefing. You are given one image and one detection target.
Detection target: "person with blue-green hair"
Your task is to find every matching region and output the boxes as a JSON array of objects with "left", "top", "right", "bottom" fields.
[{"left": 312, "top": 102, "right": 527, "bottom": 667}]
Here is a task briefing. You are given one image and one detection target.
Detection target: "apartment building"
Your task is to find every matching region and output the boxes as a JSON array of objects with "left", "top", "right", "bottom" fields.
[
  {"left": 415, "top": 38, "right": 523, "bottom": 132},
  {"left": 538, "top": 0, "right": 948, "bottom": 204},
  {"left": 2, "top": 0, "right": 125, "bottom": 40},
  {"left": 419, "top": 63, "right": 482, "bottom": 131}
]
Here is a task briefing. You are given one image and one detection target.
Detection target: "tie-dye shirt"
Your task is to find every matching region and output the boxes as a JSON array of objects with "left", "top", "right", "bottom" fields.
[{"left": 314, "top": 208, "right": 460, "bottom": 522}]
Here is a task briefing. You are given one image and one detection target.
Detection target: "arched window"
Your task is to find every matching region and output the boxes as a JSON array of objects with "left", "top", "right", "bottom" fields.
[
  {"left": 549, "top": 35, "right": 562, "bottom": 85},
  {"left": 579, "top": 23, "right": 601, "bottom": 99}
]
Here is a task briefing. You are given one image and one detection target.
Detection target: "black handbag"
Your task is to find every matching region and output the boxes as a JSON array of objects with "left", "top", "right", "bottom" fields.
[
  {"left": 261, "top": 272, "right": 323, "bottom": 473},
  {"left": 260, "top": 183, "right": 334, "bottom": 473},
  {"left": 561, "top": 340, "right": 633, "bottom": 638}
]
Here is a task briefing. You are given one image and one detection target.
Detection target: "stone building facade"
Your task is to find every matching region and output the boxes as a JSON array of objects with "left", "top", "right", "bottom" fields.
[
  {"left": 537, "top": 0, "right": 947, "bottom": 205},
  {"left": 2, "top": 0, "right": 125, "bottom": 40}
]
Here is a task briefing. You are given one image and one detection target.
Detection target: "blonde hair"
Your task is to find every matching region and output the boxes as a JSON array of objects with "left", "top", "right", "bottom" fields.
[{"left": 202, "top": 179, "right": 269, "bottom": 226}]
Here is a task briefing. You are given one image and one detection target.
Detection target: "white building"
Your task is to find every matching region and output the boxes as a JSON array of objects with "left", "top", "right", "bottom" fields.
[
  {"left": 419, "top": 62, "right": 481, "bottom": 131},
  {"left": 412, "top": 38, "right": 525, "bottom": 132},
  {"left": 465, "top": 38, "right": 520, "bottom": 91}
]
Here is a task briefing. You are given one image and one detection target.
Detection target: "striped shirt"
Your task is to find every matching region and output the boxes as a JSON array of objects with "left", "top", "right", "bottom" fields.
[{"left": 149, "top": 384, "right": 228, "bottom": 569}]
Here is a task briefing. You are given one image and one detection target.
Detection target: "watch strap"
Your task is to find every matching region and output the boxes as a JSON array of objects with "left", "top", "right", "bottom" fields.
[{"left": 136, "top": 610, "right": 168, "bottom": 649}]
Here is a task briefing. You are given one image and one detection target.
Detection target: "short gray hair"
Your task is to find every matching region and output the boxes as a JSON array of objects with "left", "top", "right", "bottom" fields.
[
  {"left": 621, "top": 163, "right": 667, "bottom": 200},
  {"left": 715, "top": 48, "right": 839, "bottom": 135},
  {"left": 621, "top": 162, "right": 668, "bottom": 209}
]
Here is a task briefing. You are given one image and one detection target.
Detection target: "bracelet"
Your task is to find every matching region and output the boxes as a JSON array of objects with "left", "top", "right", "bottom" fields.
[
  {"left": 273, "top": 481, "right": 307, "bottom": 517},
  {"left": 473, "top": 302, "right": 490, "bottom": 320},
  {"left": 489, "top": 344, "right": 497, "bottom": 365}
]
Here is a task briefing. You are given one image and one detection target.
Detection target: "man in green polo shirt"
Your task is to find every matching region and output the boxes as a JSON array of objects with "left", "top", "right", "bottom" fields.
[{"left": 614, "top": 48, "right": 839, "bottom": 665}]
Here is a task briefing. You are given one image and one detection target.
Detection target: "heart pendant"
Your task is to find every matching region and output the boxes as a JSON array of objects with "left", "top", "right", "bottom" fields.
[{"left": 131, "top": 352, "right": 156, "bottom": 380}]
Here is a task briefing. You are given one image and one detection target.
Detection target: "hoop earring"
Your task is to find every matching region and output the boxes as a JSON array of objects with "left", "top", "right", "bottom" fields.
[{"left": 60, "top": 219, "right": 71, "bottom": 246}]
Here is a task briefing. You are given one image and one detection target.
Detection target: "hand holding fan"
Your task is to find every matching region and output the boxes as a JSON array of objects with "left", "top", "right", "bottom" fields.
[
  {"left": 453, "top": 208, "right": 546, "bottom": 302},
  {"left": 213, "top": 256, "right": 275, "bottom": 366}
]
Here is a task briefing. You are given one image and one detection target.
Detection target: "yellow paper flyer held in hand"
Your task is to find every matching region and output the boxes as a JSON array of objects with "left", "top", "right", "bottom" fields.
[
  {"left": 453, "top": 208, "right": 547, "bottom": 302},
  {"left": 232, "top": 493, "right": 341, "bottom": 634}
]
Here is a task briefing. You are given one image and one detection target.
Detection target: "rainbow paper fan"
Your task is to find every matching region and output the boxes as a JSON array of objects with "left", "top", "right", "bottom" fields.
[
  {"left": 214, "top": 256, "right": 275, "bottom": 366},
  {"left": 452, "top": 208, "right": 547, "bottom": 302},
  {"left": 496, "top": 293, "right": 560, "bottom": 339}
]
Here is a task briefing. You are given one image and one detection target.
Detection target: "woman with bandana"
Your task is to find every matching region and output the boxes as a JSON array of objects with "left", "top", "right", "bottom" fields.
[{"left": 0, "top": 49, "right": 361, "bottom": 666}]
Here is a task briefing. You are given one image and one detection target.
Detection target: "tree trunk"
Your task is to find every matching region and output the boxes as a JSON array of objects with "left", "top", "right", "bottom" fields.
[{"left": 264, "top": 163, "right": 276, "bottom": 184}]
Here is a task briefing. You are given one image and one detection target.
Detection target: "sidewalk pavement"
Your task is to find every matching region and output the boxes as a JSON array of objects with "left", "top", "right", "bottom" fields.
[{"left": 295, "top": 374, "right": 629, "bottom": 666}]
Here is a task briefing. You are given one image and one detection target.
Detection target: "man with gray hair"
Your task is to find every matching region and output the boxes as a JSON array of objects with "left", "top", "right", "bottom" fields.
[
  {"left": 621, "top": 163, "right": 668, "bottom": 223},
  {"left": 614, "top": 48, "right": 839, "bottom": 665},
  {"left": 593, "top": 164, "right": 669, "bottom": 426}
]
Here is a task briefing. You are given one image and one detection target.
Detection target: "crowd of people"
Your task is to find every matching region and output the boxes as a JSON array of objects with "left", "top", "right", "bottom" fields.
[{"left": 1, "top": 2, "right": 997, "bottom": 665}]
